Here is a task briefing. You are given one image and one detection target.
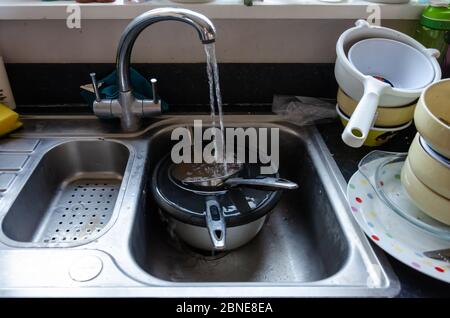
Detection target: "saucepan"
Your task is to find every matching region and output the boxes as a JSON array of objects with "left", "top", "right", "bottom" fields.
[
  {"left": 152, "top": 155, "right": 299, "bottom": 251},
  {"left": 335, "top": 20, "right": 442, "bottom": 148}
]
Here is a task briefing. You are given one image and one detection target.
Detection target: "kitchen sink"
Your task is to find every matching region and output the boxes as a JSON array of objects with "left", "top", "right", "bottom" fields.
[
  {"left": 0, "top": 115, "right": 399, "bottom": 297},
  {"left": 132, "top": 125, "right": 348, "bottom": 283}
]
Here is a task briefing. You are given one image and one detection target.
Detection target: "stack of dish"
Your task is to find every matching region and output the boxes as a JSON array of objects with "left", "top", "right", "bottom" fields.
[
  {"left": 335, "top": 20, "right": 442, "bottom": 147},
  {"left": 336, "top": 89, "right": 414, "bottom": 146},
  {"left": 402, "top": 79, "right": 450, "bottom": 226},
  {"left": 348, "top": 151, "right": 450, "bottom": 283}
]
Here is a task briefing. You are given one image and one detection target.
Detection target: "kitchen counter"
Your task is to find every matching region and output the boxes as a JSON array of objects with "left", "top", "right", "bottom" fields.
[{"left": 317, "top": 121, "right": 450, "bottom": 298}]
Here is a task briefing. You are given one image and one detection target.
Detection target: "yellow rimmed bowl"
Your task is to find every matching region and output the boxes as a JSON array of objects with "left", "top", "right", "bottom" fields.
[
  {"left": 414, "top": 79, "right": 450, "bottom": 159},
  {"left": 407, "top": 133, "right": 450, "bottom": 199},
  {"left": 336, "top": 105, "right": 412, "bottom": 147},
  {"left": 401, "top": 158, "right": 450, "bottom": 226},
  {"left": 337, "top": 88, "right": 416, "bottom": 128}
]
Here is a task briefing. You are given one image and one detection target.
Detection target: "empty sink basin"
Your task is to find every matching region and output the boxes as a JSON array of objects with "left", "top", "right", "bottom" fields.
[{"left": 1, "top": 140, "right": 130, "bottom": 246}]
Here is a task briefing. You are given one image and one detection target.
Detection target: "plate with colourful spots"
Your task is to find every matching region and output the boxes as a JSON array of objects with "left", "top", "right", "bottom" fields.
[
  {"left": 348, "top": 159, "right": 450, "bottom": 283},
  {"left": 359, "top": 151, "right": 450, "bottom": 240}
]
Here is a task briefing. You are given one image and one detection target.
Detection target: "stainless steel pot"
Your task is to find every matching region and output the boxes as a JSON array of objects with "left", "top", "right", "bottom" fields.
[
  {"left": 169, "top": 215, "right": 267, "bottom": 251},
  {"left": 151, "top": 155, "right": 296, "bottom": 251}
]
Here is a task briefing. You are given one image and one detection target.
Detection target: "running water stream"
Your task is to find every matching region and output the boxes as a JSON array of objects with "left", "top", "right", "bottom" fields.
[{"left": 204, "top": 43, "right": 227, "bottom": 174}]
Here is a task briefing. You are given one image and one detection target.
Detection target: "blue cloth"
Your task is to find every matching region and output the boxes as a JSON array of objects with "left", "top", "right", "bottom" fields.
[{"left": 81, "top": 68, "right": 168, "bottom": 111}]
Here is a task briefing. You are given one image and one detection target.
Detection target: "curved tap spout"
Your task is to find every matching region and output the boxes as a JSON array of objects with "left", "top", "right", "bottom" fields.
[
  {"left": 93, "top": 8, "right": 217, "bottom": 132},
  {"left": 117, "top": 8, "right": 217, "bottom": 93}
]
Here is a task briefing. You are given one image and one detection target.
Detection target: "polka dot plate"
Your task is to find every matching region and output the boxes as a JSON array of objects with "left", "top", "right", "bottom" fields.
[{"left": 347, "top": 157, "right": 450, "bottom": 283}]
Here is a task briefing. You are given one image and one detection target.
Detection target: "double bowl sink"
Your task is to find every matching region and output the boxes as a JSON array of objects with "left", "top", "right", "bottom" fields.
[{"left": 0, "top": 115, "right": 399, "bottom": 297}]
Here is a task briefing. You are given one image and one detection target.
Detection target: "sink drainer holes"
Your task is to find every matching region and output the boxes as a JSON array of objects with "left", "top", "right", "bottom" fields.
[{"left": 39, "top": 178, "right": 120, "bottom": 244}]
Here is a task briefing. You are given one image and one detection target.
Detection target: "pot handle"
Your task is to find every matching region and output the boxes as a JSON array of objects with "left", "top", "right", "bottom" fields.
[
  {"left": 205, "top": 196, "right": 226, "bottom": 250},
  {"left": 224, "top": 177, "right": 298, "bottom": 190},
  {"left": 355, "top": 19, "right": 371, "bottom": 28},
  {"left": 341, "top": 78, "right": 385, "bottom": 148},
  {"left": 424, "top": 48, "right": 440, "bottom": 59}
]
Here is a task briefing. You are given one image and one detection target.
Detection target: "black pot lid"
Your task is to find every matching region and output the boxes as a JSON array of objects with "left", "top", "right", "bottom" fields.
[{"left": 151, "top": 155, "right": 282, "bottom": 227}]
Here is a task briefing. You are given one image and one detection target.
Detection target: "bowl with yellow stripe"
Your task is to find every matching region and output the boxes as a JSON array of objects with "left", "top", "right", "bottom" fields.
[
  {"left": 337, "top": 88, "right": 416, "bottom": 127},
  {"left": 336, "top": 104, "right": 412, "bottom": 147}
]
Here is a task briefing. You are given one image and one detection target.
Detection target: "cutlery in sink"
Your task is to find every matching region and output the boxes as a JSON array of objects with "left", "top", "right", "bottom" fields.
[{"left": 424, "top": 248, "right": 450, "bottom": 263}]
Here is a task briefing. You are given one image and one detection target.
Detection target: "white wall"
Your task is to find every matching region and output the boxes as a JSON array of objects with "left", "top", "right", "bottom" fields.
[{"left": 0, "top": 19, "right": 416, "bottom": 63}]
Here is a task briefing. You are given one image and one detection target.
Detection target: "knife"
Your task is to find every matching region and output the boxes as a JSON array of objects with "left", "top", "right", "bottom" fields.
[{"left": 424, "top": 248, "right": 450, "bottom": 263}]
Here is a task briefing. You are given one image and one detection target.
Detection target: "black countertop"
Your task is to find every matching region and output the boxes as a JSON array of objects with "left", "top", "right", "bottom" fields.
[{"left": 316, "top": 121, "right": 450, "bottom": 298}]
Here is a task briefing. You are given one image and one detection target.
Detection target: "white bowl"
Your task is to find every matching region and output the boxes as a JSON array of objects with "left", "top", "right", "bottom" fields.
[
  {"left": 335, "top": 20, "right": 441, "bottom": 106},
  {"left": 348, "top": 38, "right": 435, "bottom": 90},
  {"left": 335, "top": 20, "right": 441, "bottom": 148}
]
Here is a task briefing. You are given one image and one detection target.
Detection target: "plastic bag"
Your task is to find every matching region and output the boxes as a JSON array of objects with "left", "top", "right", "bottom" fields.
[{"left": 272, "top": 95, "right": 337, "bottom": 126}]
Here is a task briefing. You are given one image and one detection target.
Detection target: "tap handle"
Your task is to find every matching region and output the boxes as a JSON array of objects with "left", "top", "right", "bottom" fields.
[
  {"left": 150, "top": 78, "right": 159, "bottom": 104},
  {"left": 89, "top": 72, "right": 101, "bottom": 102}
]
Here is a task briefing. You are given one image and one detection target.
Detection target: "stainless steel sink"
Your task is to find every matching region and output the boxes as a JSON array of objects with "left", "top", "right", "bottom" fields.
[
  {"left": 0, "top": 115, "right": 400, "bottom": 297},
  {"left": 133, "top": 125, "right": 348, "bottom": 283},
  {"left": 2, "top": 140, "right": 129, "bottom": 246}
]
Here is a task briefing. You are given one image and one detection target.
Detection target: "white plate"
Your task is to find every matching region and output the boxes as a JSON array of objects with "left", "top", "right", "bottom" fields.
[{"left": 347, "top": 164, "right": 450, "bottom": 283}]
